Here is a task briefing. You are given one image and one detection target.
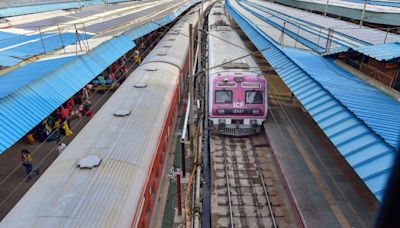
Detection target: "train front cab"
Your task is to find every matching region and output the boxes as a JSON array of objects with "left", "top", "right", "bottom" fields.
[{"left": 209, "top": 72, "right": 267, "bottom": 136}]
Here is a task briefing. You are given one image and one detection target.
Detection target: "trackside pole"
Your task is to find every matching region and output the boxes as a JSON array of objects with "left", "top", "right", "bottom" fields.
[
  {"left": 177, "top": 171, "right": 182, "bottom": 216},
  {"left": 189, "top": 24, "right": 194, "bottom": 153}
]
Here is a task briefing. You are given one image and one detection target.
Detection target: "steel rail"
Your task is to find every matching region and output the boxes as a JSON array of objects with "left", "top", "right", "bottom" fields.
[{"left": 255, "top": 150, "right": 278, "bottom": 228}]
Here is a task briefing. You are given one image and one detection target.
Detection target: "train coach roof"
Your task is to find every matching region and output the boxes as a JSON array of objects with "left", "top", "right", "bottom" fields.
[
  {"left": 1, "top": 63, "right": 180, "bottom": 227},
  {"left": 141, "top": 8, "right": 200, "bottom": 70}
]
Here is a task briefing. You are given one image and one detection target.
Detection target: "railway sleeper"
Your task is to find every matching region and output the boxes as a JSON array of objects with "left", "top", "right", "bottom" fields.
[{"left": 213, "top": 157, "right": 258, "bottom": 164}]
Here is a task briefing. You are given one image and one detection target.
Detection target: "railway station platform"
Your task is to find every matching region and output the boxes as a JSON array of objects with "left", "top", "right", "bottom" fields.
[
  {"left": 0, "top": 0, "right": 199, "bottom": 155},
  {"left": 226, "top": 0, "right": 400, "bottom": 202},
  {"left": 265, "top": 74, "right": 376, "bottom": 227}
]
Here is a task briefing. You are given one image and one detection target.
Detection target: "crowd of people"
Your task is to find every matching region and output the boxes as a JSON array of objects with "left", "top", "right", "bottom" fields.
[{"left": 26, "top": 87, "right": 93, "bottom": 145}]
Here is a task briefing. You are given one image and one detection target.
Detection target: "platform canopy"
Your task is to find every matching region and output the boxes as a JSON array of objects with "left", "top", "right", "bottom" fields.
[
  {"left": 226, "top": 0, "right": 400, "bottom": 200},
  {"left": 0, "top": 0, "right": 200, "bottom": 154},
  {"left": 0, "top": 34, "right": 135, "bottom": 154}
]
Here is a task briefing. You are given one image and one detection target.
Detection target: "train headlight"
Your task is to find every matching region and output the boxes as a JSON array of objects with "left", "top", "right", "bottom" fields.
[
  {"left": 217, "top": 109, "right": 225, "bottom": 114},
  {"left": 252, "top": 109, "right": 261, "bottom": 114}
]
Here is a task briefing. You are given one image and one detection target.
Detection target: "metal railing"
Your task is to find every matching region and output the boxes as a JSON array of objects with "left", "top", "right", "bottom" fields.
[
  {"left": 360, "top": 62, "right": 395, "bottom": 86},
  {"left": 0, "top": 22, "right": 91, "bottom": 64}
]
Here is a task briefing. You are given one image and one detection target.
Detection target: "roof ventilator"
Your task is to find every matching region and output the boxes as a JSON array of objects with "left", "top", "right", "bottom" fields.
[
  {"left": 78, "top": 155, "right": 102, "bottom": 169},
  {"left": 134, "top": 82, "right": 148, "bottom": 88},
  {"left": 213, "top": 19, "right": 230, "bottom": 31},
  {"left": 114, "top": 109, "right": 132, "bottom": 117},
  {"left": 222, "top": 62, "right": 249, "bottom": 69}
]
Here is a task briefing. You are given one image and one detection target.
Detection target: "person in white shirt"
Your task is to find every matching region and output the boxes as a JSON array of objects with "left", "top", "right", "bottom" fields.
[{"left": 56, "top": 140, "right": 67, "bottom": 154}]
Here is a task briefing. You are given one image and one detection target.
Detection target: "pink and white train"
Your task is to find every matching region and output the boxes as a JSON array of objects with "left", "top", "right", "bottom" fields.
[{"left": 208, "top": 3, "right": 267, "bottom": 136}]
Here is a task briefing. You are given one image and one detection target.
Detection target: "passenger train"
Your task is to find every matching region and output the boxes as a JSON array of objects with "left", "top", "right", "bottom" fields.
[
  {"left": 1, "top": 3, "right": 209, "bottom": 228},
  {"left": 208, "top": 2, "right": 267, "bottom": 136}
]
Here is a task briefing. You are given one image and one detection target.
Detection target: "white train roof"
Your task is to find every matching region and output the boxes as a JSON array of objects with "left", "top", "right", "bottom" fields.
[
  {"left": 208, "top": 3, "right": 259, "bottom": 77},
  {"left": 143, "top": 9, "right": 200, "bottom": 71},
  {"left": 0, "top": 21, "right": 186, "bottom": 228}
]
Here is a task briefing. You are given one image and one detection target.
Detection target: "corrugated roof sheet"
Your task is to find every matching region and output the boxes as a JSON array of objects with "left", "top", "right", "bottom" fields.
[
  {"left": 0, "top": 34, "right": 135, "bottom": 154},
  {"left": 281, "top": 0, "right": 400, "bottom": 25},
  {"left": 0, "top": 56, "right": 76, "bottom": 98},
  {"left": 353, "top": 42, "right": 400, "bottom": 61},
  {"left": 226, "top": 0, "right": 400, "bottom": 200},
  {"left": 284, "top": 48, "right": 400, "bottom": 149},
  {"left": 242, "top": 0, "right": 400, "bottom": 48},
  {"left": 0, "top": 32, "right": 92, "bottom": 67}
]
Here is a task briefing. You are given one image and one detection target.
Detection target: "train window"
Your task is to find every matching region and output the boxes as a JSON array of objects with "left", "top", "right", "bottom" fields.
[
  {"left": 245, "top": 91, "right": 263, "bottom": 104},
  {"left": 215, "top": 90, "right": 232, "bottom": 103},
  {"left": 156, "top": 168, "right": 160, "bottom": 179},
  {"left": 146, "top": 206, "right": 150, "bottom": 218},
  {"left": 149, "top": 185, "right": 154, "bottom": 197}
]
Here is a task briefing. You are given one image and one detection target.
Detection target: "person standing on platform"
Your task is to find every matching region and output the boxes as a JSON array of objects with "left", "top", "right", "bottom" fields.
[
  {"left": 56, "top": 140, "right": 67, "bottom": 155},
  {"left": 21, "top": 149, "right": 39, "bottom": 182},
  {"left": 133, "top": 50, "right": 141, "bottom": 65}
]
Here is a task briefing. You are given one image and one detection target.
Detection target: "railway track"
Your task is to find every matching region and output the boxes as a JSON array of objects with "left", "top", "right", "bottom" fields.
[{"left": 211, "top": 133, "right": 294, "bottom": 228}]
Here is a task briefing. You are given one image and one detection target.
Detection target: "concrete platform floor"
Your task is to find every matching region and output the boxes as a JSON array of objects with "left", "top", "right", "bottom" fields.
[{"left": 264, "top": 73, "right": 378, "bottom": 228}]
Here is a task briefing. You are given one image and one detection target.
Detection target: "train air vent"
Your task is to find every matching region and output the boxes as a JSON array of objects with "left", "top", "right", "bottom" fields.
[
  {"left": 134, "top": 82, "right": 148, "bottom": 88},
  {"left": 213, "top": 19, "right": 231, "bottom": 31},
  {"left": 158, "top": 53, "right": 167, "bottom": 56},
  {"left": 78, "top": 155, "right": 102, "bottom": 169},
  {"left": 144, "top": 68, "right": 157, "bottom": 72},
  {"left": 168, "top": 38, "right": 176, "bottom": 41},
  {"left": 216, "top": 26, "right": 231, "bottom": 31},
  {"left": 114, "top": 109, "right": 132, "bottom": 117},
  {"left": 222, "top": 62, "right": 249, "bottom": 69},
  {"left": 213, "top": 12, "right": 223, "bottom": 15},
  {"left": 163, "top": 45, "right": 172, "bottom": 48},
  {"left": 213, "top": 19, "right": 229, "bottom": 27}
]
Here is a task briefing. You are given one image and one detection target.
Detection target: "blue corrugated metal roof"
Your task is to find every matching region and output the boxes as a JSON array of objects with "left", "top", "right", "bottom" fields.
[
  {"left": 239, "top": 0, "right": 400, "bottom": 49},
  {"left": 0, "top": 32, "right": 92, "bottom": 67},
  {"left": 0, "top": 33, "right": 41, "bottom": 49},
  {"left": 0, "top": 56, "right": 76, "bottom": 98},
  {"left": 0, "top": 34, "right": 135, "bottom": 154},
  {"left": 353, "top": 42, "right": 400, "bottom": 61},
  {"left": 284, "top": 48, "right": 400, "bottom": 149},
  {"left": 226, "top": 0, "right": 400, "bottom": 200}
]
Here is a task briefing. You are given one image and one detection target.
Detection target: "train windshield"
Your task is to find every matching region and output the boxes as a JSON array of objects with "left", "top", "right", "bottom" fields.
[
  {"left": 245, "top": 91, "right": 263, "bottom": 104},
  {"left": 215, "top": 90, "right": 232, "bottom": 103}
]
